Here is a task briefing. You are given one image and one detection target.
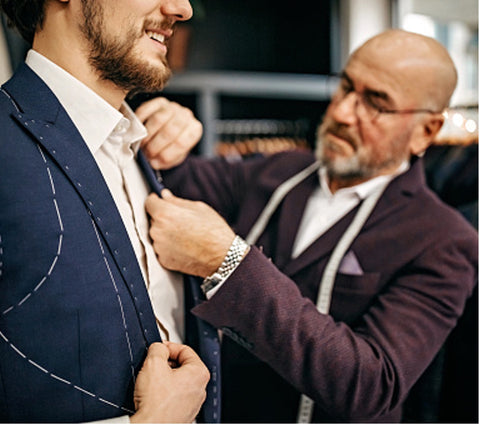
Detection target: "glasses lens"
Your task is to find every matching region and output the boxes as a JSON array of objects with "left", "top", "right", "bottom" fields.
[{"left": 358, "top": 92, "right": 380, "bottom": 120}]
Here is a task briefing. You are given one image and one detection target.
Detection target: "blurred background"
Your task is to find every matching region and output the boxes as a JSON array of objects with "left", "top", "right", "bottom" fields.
[
  {"left": 1, "top": 1, "right": 478, "bottom": 422},
  {"left": 1, "top": 0, "right": 477, "bottom": 158}
]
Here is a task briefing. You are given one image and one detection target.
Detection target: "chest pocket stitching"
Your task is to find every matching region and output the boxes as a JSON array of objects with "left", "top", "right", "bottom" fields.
[{"left": 2, "top": 145, "right": 64, "bottom": 316}]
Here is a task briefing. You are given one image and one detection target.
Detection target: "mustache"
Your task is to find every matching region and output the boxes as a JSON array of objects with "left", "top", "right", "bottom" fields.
[
  {"left": 143, "top": 18, "right": 176, "bottom": 33},
  {"left": 320, "top": 119, "right": 358, "bottom": 149}
]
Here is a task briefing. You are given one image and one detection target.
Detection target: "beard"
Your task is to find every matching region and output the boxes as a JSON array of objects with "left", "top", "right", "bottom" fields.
[
  {"left": 315, "top": 116, "right": 409, "bottom": 181},
  {"left": 79, "top": 0, "right": 171, "bottom": 94}
]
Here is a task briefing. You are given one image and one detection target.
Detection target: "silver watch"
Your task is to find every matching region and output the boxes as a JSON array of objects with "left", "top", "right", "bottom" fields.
[{"left": 201, "top": 235, "right": 249, "bottom": 293}]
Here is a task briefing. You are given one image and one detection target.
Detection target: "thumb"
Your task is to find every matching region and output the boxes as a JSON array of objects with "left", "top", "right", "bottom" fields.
[
  {"left": 146, "top": 342, "right": 171, "bottom": 362},
  {"left": 145, "top": 192, "right": 162, "bottom": 216}
]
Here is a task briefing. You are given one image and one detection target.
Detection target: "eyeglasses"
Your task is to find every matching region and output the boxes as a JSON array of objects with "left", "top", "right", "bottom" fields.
[{"left": 331, "top": 72, "right": 442, "bottom": 121}]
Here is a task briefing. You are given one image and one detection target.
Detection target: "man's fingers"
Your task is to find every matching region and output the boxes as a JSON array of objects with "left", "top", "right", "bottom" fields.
[
  {"left": 135, "top": 97, "right": 172, "bottom": 124},
  {"left": 146, "top": 192, "right": 203, "bottom": 216},
  {"left": 166, "top": 343, "right": 210, "bottom": 380},
  {"left": 145, "top": 342, "right": 171, "bottom": 362},
  {"left": 166, "top": 342, "right": 200, "bottom": 364}
]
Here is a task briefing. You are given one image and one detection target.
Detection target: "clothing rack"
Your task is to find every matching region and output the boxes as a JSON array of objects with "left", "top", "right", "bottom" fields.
[
  {"left": 214, "top": 118, "right": 310, "bottom": 158},
  {"left": 162, "top": 71, "right": 338, "bottom": 157}
]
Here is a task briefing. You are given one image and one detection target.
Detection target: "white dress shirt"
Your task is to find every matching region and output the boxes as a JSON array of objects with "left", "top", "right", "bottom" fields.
[
  {"left": 25, "top": 49, "right": 184, "bottom": 344},
  {"left": 292, "top": 163, "right": 409, "bottom": 258}
]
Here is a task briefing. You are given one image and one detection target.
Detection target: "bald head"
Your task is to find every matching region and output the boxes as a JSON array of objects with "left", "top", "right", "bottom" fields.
[{"left": 350, "top": 29, "right": 457, "bottom": 111}]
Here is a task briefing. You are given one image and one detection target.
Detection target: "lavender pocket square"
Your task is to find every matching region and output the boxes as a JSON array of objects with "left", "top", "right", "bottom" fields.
[{"left": 338, "top": 251, "right": 364, "bottom": 275}]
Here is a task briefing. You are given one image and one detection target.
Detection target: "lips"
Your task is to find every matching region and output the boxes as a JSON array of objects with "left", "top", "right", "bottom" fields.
[{"left": 322, "top": 119, "right": 359, "bottom": 150}]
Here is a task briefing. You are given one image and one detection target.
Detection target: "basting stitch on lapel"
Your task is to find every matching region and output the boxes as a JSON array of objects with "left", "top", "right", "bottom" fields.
[{"left": 90, "top": 216, "right": 137, "bottom": 385}]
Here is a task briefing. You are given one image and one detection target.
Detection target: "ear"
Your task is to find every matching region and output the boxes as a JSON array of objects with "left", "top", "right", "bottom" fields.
[{"left": 409, "top": 114, "right": 445, "bottom": 155}]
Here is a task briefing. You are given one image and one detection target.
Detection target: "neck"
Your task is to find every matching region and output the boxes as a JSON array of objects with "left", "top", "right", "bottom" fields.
[
  {"left": 32, "top": 8, "right": 126, "bottom": 110},
  {"left": 33, "top": 44, "right": 127, "bottom": 110}
]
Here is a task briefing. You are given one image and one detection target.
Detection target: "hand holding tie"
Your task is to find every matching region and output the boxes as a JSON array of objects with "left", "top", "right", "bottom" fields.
[{"left": 145, "top": 190, "right": 236, "bottom": 278}]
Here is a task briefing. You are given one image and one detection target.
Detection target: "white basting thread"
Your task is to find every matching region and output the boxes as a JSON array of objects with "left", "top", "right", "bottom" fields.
[
  {"left": 0, "top": 329, "right": 134, "bottom": 414},
  {"left": 0, "top": 88, "right": 135, "bottom": 414},
  {"left": 0, "top": 87, "right": 20, "bottom": 113},
  {"left": 91, "top": 218, "right": 136, "bottom": 384},
  {"left": 1, "top": 145, "right": 64, "bottom": 316}
]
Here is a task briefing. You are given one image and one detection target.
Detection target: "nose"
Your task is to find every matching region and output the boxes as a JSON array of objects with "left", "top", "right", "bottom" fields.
[
  {"left": 161, "top": 0, "right": 193, "bottom": 21},
  {"left": 329, "top": 91, "right": 359, "bottom": 125}
]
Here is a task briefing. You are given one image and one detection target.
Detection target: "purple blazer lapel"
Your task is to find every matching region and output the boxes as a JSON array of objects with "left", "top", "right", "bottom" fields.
[
  {"left": 282, "top": 205, "right": 360, "bottom": 276},
  {"left": 281, "top": 161, "right": 423, "bottom": 277},
  {"left": 272, "top": 169, "right": 319, "bottom": 269}
]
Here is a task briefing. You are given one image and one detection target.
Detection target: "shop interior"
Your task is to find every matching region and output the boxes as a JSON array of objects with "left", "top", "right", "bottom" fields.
[{"left": 0, "top": 0, "right": 477, "bottom": 422}]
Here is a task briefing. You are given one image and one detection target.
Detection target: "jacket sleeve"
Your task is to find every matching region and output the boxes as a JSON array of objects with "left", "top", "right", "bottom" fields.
[
  {"left": 161, "top": 155, "right": 263, "bottom": 223},
  {"left": 192, "top": 235, "right": 477, "bottom": 422}
]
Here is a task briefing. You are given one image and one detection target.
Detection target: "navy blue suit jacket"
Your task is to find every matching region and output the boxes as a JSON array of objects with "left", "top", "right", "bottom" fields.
[{"left": 0, "top": 64, "right": 175, "bottom": 422}]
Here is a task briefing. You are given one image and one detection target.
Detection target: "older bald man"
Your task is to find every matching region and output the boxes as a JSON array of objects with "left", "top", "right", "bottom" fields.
[{"left": 142, "top": 29, "right": 477, "bottom": 423}]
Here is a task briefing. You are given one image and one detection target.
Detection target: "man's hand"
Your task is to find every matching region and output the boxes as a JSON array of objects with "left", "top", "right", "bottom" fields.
[
  {"left": 130, "top": 342, "right": 210, "bottom": 423},
  {"left": 145, "top": 190, "right": 236, "bottom": 278},
  {"left": 136, "top": 97, "right": 203, "bottom": 170}
]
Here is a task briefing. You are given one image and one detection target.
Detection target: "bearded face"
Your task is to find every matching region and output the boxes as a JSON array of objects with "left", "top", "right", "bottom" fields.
[
  {"left": 78, "top": 0, "right": 172, "bottom": 94},
  {"left": 315, "top": 114, "right": 411, "bottom": 181}
]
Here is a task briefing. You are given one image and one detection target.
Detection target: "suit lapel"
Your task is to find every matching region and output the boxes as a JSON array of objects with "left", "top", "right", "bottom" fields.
[
  {"left": 281, "top": 161, "right": 423, "bottom": 277},
  {"left": 282, "top": 206, "right": 359, "bottom": 276},
  {"left": 3, "top": 65, "right": 148, "bottom": 302},
  {"left": 273, "top": 170, "right": 318, "bottom": 268}
]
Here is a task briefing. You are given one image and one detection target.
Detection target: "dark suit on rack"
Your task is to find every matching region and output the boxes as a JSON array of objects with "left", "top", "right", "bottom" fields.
[
  {"left": 0, "top": 64, "right": 219, "bottom": 423},
  {"left": 162, "top": 150, "right": 477, "bottom": 422}
]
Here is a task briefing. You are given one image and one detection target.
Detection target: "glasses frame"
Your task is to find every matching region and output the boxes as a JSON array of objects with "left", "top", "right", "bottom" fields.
[{"left": 331, "top": 72, "right": 443, "bottom": 121}]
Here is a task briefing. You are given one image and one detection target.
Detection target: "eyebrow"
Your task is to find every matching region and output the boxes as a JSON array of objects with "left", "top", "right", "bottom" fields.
[{"left": 340, "top": 70, "right": 392, "bottom": 103}]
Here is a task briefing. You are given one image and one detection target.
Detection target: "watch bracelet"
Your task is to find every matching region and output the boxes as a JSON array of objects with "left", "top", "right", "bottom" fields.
[{"left": 201, "top": 235, "right": 249, "bottom": 293}]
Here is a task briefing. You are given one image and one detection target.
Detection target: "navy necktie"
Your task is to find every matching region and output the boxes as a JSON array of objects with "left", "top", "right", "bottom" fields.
[{"left": 137, "top": 150, "right": 222, "bottom": 423}]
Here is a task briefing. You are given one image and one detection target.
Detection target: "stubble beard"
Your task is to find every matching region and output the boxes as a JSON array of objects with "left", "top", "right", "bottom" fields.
[
  {"left": 315, "top": 117, "right": 409, "bottom": 182},
  {"left": 79, "top": 0, "right": 171, "bottom": 95}
]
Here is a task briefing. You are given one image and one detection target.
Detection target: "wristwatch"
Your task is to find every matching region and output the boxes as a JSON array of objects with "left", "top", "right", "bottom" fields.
[{"left": 201, "top": 235, "right": 250, "bottom": 293}]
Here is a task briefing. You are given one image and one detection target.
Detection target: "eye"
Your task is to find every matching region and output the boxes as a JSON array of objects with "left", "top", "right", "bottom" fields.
[
  {"left": 363, "top": 91, "right": 390, "bottom": 113},
  {"left": 338, "top": 78, "right": 353, "bottom": 95}
]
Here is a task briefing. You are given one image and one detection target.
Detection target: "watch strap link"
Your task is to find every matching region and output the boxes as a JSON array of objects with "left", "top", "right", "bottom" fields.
[{"left": 201, "top": 235, "right": 249, "bottom": 293}]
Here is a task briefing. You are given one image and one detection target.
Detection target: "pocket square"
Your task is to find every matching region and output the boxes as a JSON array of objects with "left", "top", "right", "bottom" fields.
[{"left": 338, "top": 250, "right": 364, "bottom": 275}]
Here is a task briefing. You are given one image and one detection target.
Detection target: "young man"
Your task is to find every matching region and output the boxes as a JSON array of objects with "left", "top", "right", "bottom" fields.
[
  {"left": 144, "top": 30, "right": 478, "bottom": 422},
  {"left": 0, "top": 1, "right": 211, "bottom": 422}
]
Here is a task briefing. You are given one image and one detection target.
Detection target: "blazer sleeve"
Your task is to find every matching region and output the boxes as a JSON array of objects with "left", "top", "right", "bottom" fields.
[
  {"left": 161, "top": 155, "right": 261, "bottom": 221},
  {"left": 192, "top": 233, "right": 477, "bottom": 422},
  {"left": 161, "top": 151, "right": 315, "bottom": 225}
]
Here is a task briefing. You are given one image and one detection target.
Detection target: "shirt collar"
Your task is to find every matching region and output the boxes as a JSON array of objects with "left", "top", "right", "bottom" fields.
[
  {"left": 25, "top": 49, "right": 147, "bottom": 155},
  {"left": 319, "top": 161, "right": 410, "bottom": 199}
]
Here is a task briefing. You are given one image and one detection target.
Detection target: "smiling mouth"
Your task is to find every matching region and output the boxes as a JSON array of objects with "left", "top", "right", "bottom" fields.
[{"left": 146, "top": 30, "right": 166, "bottom": 44}]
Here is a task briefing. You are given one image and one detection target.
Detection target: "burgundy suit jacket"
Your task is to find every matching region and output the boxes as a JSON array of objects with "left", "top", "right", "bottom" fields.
[{"left": 163, "top": 151, "right": 477, "bottom": 422}]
